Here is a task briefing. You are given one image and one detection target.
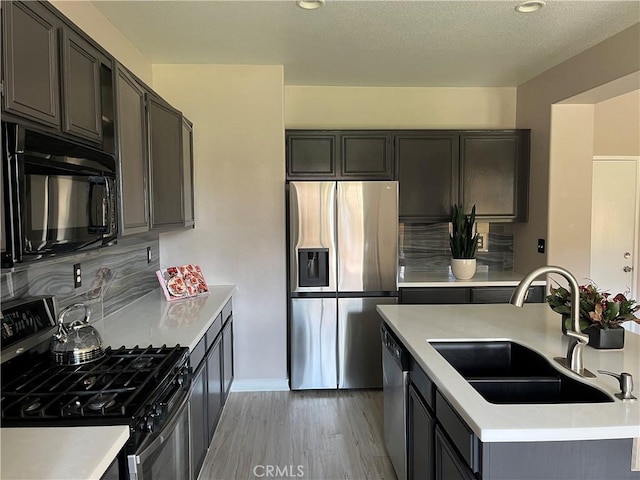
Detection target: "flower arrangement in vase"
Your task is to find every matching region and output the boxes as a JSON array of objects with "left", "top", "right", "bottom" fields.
[
  {"left": 449, "top": 204, "right": 478, "bottom": 280},
  {"left": 545, "top": 282, "right": 640, "bottom": 349}
]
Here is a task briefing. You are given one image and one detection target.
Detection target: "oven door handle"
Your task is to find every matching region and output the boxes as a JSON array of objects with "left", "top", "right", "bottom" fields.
[{"left": 128, "top": 389, "right": 190, "bottom": 479}]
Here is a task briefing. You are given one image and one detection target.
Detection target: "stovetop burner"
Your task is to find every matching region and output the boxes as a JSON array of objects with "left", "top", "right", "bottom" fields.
[
  {"left": 23, "top": 398, "right": 42, "bottom": 414},
  {"left": 1, "top": 344, "right": 189, "bottom": 424},
  {"left": 87, "top": 393, "right": 117, "bottom": 411}
]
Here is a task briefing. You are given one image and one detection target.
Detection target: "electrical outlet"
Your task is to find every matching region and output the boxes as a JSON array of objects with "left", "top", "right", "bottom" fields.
[
  {"left": 537, "top": 238, "right": 546, "bottom": 254},
  {"left": 147, "top": 246, "right": 152, "bottom": 263},
  {"left": 476, "top": 222, "right": 489, "bottom": 252},
  {"left": 74, "top": 263, "right": 82, "bottom": 288},
  {"left": 477, "top": 233, "right": 489, "bottom": 252}
]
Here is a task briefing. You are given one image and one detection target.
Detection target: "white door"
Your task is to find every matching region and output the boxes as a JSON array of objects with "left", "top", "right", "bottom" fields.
[{"left": 590, "top": 159, "right": 639, "bottom": 333}]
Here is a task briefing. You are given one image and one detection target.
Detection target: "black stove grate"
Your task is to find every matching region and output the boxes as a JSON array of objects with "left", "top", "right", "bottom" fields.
[{"left": 1, "top": 345, "right": 188, "bottom": 423}]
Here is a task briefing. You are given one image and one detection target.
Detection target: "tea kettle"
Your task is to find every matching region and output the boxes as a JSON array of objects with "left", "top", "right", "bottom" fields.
[{"left": 50, "top": 303, "right": 105, "bottom": 365}]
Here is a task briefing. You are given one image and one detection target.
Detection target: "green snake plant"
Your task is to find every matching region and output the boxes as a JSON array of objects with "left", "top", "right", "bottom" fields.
[{"left": 449, "top": 204, "right": 478, "bottom": 259}]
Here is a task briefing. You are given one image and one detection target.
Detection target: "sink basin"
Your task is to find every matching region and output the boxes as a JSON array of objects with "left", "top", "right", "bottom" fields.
[{"left": 430, "top": 341, "right": 613, "bottom": 404}]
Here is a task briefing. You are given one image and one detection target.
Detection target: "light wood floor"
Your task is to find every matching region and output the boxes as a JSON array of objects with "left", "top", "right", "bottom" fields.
[{"left": 198, "top": 390, "right": 397, "bottom": 480}]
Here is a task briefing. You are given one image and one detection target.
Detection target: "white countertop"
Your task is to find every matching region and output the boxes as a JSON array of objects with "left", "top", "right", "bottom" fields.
[
  {"left": 398, "top": 268, "right": 547, "bottom": 288},
  {"left": 0, "top": 285, "right": 235, "bottom": 480},
  {"left": 0, "top": 426, "right": 129, "bottom": 480},
  {"left": 97, "top": 285, "right": 236, "bottom": 351},
  {"left": 377, "top": 303, "right": 640, "bottom": 443}
]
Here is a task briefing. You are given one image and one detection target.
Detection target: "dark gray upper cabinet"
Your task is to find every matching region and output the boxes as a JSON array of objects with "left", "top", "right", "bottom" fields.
[
  {"left": 147, "top": 95, "right": 184, "bottom": 230},
  {"left": 340, "top": 132, "right": 393, "bottom": 178},
  {"left": 2, "top": 1, "right": 112, "bottom": 147},
  {"left": 287, "top": 132, "right": 337, "bottom": 178},
  {"left": 395, "top": 132, "right": 458, "bottom": 222},
  {"left": 182, "top": 117, "right": 195, "bottom": 229},
  {"left": 286, "top": 130, "right": 394, "bottom": 180},
  {"left": 286, "top": 129, "right": 529, "bottom": 222},
  {"left": 61, "top": 27, "right": 104, "bottom": 142},
  {"left": 460, "top": 131, "right": 530, "bottom": 222},
  {"left": 115, "top": 64, "right": 149, "bottom": 236},
  {"left": 2, "top": 1, "right": 61, "bottom": 128},
  {"left": 396, "top": 130, "right": 529, "bottom": 222}
]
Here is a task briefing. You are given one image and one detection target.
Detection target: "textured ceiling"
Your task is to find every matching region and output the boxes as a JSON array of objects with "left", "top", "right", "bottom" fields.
[{"left": 91, "top": 0, "right": 640, "bottom": 87}]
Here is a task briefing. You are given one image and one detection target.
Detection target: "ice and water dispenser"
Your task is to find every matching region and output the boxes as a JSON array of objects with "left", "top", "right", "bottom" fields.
[{"left": 298, "top": 248, "right": 329, "bottom": 287}]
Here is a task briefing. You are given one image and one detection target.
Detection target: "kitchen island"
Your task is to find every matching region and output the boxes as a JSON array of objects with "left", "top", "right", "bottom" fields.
[{"left": 377, "top": 303, "right": 640, "bottom": 479}]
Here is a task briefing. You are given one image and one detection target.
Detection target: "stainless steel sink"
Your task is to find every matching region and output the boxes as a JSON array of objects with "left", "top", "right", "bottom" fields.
[{"left": 429, "top": 341, "right": 613, "bottom": 404}]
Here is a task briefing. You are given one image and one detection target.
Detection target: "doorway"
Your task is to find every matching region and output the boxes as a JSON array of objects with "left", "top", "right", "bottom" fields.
[{"left": 590, "top": 157, "right": 640, "bottom": 334}]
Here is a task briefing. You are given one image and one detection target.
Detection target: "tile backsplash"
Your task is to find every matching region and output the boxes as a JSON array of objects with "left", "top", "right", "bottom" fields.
[
  {"left": 400, "top": 222, "right": 514, "bottom": 272},
  {"left": 0, "top": 234, "right": 160, "bottom": 323}
]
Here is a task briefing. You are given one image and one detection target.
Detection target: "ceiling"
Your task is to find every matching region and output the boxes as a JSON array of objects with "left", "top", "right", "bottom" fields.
[{"left": 91, "top": 0, "right": 640, "bottom": 87}]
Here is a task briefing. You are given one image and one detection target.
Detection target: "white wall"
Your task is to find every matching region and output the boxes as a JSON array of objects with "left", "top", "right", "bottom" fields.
[
  {"left": 548, "top": 105, "right": 595, "bottom": 282},
  {"left": 152, "top": 65, "right": 288, "bottom": 389},
  {"left": 594, "top": 90, "right": 640, "bottom": 156},
  {"left": 515, "top": 23, "right": 640, "bottom": 276},
  {"left": 285, "top": 86, "right": 516, "bottom": 129},
  {"left": 49, "top": 0, "right": 152, "bottom": 84}
]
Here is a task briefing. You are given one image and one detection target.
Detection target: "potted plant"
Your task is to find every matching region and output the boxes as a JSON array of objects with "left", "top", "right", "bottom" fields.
[
  {"left": 449, "top": 204, "right": 478, "bottom": 280},
  {"left": 545, "top": 282, "right": 640, "bottom": 349}
]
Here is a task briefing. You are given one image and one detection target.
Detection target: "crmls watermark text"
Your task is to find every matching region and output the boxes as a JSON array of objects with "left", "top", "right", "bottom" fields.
[{"left": 253, "top": 464, "right": 305, "bottom": 478}]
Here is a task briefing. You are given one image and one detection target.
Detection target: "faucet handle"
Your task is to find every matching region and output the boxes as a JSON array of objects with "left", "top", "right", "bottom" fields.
[{"left": 598, "top": 370, "right": 637, "bottom": 401}]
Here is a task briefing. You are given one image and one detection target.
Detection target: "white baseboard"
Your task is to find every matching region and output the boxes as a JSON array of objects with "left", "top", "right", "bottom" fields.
[{"left": 230, "top": 378, "right": 290, "bottom": 392}]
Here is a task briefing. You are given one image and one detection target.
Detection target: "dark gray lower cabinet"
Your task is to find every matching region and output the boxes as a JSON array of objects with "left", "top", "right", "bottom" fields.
[
  {"left": 222, "top": 318, "right": 234, "bottom": 400},
  {"left": 408, "top": 383, "right": 434, "bottom": 480},
  {"left": 404, "top": 339, "right": 640, "bottom": 480},
  {"left": 189, "top": 360, "right": 207, "bottom": 477},
  {"left": 189, "top": 300, "right": 234, "bottom": 480},
  {"left": 206, "top": 334, "right": 223, "bottom": 442},
  {"left": 399, "top": 285, "right": 545, "bottom": 305},
  {"left": 434, "top": 426, "right": 475, "bottom": 480}
]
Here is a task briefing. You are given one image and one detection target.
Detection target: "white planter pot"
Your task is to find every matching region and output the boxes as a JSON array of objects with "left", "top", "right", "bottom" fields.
[{"left": 451, "top": 258, "right": 477, "bottom": 280}]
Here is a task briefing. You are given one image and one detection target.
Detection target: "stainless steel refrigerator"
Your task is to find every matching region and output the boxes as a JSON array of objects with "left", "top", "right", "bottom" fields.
[{"left": 288, "top": 181, "right": 398, "bottom": 390}]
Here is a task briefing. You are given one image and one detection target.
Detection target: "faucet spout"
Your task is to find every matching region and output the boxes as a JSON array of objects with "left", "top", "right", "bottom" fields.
[{"left": 510, "top": 265, "right": 591, "bottom": 377}]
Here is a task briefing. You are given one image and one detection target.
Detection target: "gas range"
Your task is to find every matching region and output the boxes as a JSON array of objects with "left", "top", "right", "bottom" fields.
[
  {"left": 1, "top": 296, "right": 192, "bottom": 480},
  {"left": 1, "top": 344, "right": 189, "bottom": 426}
]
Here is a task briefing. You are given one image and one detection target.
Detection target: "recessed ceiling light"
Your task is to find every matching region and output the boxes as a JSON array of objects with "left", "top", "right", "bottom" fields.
[
  {"left": 296, "top": 0, "right": 325, "bottom": 10},
  {"left": 515, "top": 1, "right": 545, "bottom": 13}
]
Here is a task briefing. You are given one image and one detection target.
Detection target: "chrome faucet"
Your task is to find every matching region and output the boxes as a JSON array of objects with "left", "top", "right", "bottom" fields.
[{"left": 510, "top": 265, "right": 593, "bottom": 378}]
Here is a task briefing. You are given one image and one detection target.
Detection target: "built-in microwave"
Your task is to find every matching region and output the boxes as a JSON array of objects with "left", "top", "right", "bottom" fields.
[{"left": 1, "top": 122, "right": 117, "bottom": 268}]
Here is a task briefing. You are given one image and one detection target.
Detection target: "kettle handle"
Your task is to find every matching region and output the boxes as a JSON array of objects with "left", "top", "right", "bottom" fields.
[{"left": 58, "top": 303, "right": 91, "bottom": 329}]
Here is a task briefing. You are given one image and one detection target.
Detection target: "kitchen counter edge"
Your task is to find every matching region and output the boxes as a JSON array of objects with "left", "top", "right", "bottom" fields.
[
  {"left": 377, "top": 303, "right": 640, "bottom": 443},
  {"left": 399, "top": 270, "right": 547, "bottom": 288}
]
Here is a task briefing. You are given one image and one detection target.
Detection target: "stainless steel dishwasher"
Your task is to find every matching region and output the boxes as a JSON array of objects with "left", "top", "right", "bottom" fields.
[{"left": 381, "top": 323, "right": 409, "bottom": 480}]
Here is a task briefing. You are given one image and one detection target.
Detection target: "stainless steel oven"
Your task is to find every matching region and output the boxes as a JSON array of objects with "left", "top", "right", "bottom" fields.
[
  {"left": 2, "top": 122, "right": 117, "bottom": 268},
  {"left": 1, "top": 297, "right": 192, "bottom": 480},
  {"left": 127, "top": 377, "right": 191, "bottom": 480}
]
